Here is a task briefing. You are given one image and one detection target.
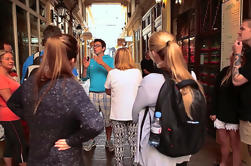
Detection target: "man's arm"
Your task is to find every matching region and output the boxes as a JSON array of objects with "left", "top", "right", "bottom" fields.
[
  {"left": 232, "top": 41, "right": 248, "bottom": 86},
  {"left": 7, "top": 86, "right": 24, "bottom": 118},
  {"left": 94, "top": 55, "right": 112, "bottom": 72},
  {"left": 82, "top": 68, "right": 88, "bottom": 78}
]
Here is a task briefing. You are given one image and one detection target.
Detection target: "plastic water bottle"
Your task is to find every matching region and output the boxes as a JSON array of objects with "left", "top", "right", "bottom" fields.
[{"left": 149, "top": 112, "right": 162, "bottom": 147}]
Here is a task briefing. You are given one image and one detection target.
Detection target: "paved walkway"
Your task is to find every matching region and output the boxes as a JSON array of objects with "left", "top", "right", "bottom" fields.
[
  {"left": 83, "top": 132, "right": 220, "bottom": 166},
  {"left": 83, "top": 132, "right": 249, "bottom": 166},
  {"left": 1, "top": 131, "right": 249, "bottom": 166}
]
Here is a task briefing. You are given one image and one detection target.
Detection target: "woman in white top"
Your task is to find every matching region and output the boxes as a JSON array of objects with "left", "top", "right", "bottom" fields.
[
  {"left": 105, "top": 48, "right": 142, "bottom": 166},
  {"left": 132, "top": 32, "right": 205, "bottom": 166}
]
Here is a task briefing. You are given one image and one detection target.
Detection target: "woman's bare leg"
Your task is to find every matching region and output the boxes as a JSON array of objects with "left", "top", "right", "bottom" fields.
[
  {"left": 217, "top": 129, "right": 230, "bottom": 166},
  {"left": 3, "top": 157, "right": 12, "bottom": 166},
  {"left": 229, "top": 130, "right": 241, "bottom": 166}
]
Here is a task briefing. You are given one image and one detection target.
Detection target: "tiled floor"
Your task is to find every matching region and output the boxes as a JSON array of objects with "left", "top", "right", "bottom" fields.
[
  {"left": 0, "top": 132, "right": 249, "bottom": 166},
  {"left": 83, "top": 132, "right": 221, "bottom": 166}
]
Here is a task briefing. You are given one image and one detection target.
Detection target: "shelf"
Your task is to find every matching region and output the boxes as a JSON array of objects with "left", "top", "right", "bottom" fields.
[
  {"left": 200, "top": 48, "right": 220, "bottom": 52},
  {"left": 210, "top": 61, "right": 220, "bottom": 64},
  {"left": 198, "top": 29, "right": 221, "bottom": 38}
]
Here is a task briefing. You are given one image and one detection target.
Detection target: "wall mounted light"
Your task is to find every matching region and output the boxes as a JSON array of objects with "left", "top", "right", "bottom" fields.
[
  {"left": 55, "top": 0, "right": 67, "bottom": 18},
  {"left": 175, "top": 0, "right": 182, "bottom": 5}
]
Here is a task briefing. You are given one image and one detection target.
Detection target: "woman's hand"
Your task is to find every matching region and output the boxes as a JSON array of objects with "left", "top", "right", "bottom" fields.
[
  {"left": 209, "top": 115, "right": 216, "bottom": 121},
  {"left": 54, "top": 139, "right": 71, "bottom": 151}
]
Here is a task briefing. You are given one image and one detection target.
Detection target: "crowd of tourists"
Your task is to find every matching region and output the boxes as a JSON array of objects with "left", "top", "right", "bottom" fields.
[{"left": 0, "top": 19, "right": 251, "bottom": 166}]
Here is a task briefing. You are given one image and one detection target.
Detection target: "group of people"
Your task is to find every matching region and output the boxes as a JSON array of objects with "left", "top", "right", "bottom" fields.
[
  {"left": 0, "top": 19, "right": 251, "bottom": 166},
  {"left": 210, "top": 19, "right": 251, "bottom": 166},
  {"left": 0, "top": 23, "right": 202, "bottom": 166},
  {"left": 79, "top": 31, "right": 203, "bottom": 166},
  {"left": 0, "top": 26, "right": 105, "bottom": 166}
]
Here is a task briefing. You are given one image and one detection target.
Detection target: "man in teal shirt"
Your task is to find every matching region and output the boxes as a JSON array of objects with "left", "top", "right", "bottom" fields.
[{"left": 82, "top": 39, "right": 114, "bottom": 152}]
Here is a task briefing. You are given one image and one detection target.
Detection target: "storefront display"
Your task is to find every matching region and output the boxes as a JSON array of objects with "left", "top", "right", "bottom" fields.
[{"left": 197, "top": 35, "right": 221, "bottom": 105}]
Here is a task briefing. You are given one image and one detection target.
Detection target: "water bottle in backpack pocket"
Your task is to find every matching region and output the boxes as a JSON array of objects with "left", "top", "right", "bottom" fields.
[{"left": 149, "top": 112, "right": 162, "bottom": 147}]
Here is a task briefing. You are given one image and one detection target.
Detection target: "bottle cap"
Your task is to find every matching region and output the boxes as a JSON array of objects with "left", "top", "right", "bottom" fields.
[{"left": 155, "top": 112, "right": 161, "bottom": 118}]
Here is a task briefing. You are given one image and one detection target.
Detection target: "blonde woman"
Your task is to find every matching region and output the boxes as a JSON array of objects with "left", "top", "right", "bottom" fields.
[
  {"left": 105, "top": 48, "right": 142, "bottom": 166},
  {"left": 132, "top": 32, "right": 205, "bottom": 166}
]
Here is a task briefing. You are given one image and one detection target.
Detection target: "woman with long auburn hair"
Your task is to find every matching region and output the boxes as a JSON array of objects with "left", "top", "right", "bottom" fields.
[
  {"left": 105, "top": 47, "right": 142, "bottom": 166},
  {"left": 132, "top": 32, "right": 205, "bottom": 166},
  {"left": 7, "top": 34, "right": 104, "bottom": 166}
]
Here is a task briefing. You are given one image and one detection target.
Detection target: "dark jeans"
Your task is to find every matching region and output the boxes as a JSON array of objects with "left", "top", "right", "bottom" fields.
[{"left": 176, "top": 161, "right": 188, "bottom": 166}]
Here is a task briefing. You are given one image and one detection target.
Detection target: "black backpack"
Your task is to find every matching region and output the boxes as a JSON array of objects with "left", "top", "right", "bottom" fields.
[{"left": 150, "top": 74, "right": 207, "bottom": 157}]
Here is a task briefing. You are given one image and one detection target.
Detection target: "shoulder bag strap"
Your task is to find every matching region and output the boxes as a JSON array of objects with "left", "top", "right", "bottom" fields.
[
  {"left": 140, "top": 106, "right": 149, "bottom": 143},
  {"left": 176, "top": 79, "right": 198, "bottom": 89}
]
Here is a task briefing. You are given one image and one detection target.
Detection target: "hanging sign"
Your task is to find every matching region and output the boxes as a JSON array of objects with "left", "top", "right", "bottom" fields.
[{"left": 82, "top": 32, "right": 92, "bottom": 40}]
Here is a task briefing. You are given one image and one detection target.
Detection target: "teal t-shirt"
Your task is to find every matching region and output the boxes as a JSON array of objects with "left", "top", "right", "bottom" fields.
[{"left": 83, "top": 55, "right": 114, "bottom": 92}]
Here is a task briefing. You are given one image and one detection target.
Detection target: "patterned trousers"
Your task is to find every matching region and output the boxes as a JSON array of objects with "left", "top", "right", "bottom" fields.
[{"left": 111, "top": 120, "right": 137, "bottom": 165}]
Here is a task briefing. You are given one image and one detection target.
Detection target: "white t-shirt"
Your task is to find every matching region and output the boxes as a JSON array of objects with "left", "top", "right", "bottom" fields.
[{"left": 105, "top": 68, "right": 142, "bottom": 121}]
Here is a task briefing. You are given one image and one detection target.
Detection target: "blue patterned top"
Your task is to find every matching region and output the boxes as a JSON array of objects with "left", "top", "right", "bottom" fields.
[{"left": 7, "top": 76, "right": 104, "bottom": 166}]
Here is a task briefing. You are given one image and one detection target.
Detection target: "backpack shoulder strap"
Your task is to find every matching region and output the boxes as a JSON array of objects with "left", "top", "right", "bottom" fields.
[
  {"left": 176, "top": 79, "right": 198, "bottom": 89},
  {"left": 140, "top": 107, "right": 149, "bottom": 142},
  {"left": 155, "top": 73, "right": 174, "bottom": 115}
]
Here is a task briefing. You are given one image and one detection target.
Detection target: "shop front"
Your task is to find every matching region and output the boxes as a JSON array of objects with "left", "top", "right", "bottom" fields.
[{"left": 0, "top": 0, "right": 87, "bottom": 80}]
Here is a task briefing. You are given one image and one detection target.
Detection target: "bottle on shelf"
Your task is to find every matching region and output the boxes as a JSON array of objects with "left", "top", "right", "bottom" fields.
[
  {"left": 210, "top": 51, "right": 220, "bottom": 64},
  {"left": 149, "top": 112, "right": 162, "bottom": 147},
  {"left": 211, "top": 40, "right": 220, "bottom": 50},
  {"left": 200, "top": 52, "right": 209, "bottom": 65}
]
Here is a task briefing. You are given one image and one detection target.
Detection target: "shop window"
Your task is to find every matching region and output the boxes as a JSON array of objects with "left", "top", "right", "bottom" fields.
[
  {"left": 29, "top": 0, "right": 37, "bottom": 12},
  {"left": 17, "top": 6, "right": 29, "bottom": 76},
  {"left": 40, "top": 20, "right": 46, "bottom": 41},
  {"left": 0, "top": 0, "right": 14, "bottom": 48},
  {"left": 147, "top": 15, "right": 150, "bottom": 26},
  {"left": 142, "top": 20, "right": 146, "bottom": 29},
  {"left": 155, "top": 4, "right": 161, "bottom": 19},
  {"left": 39, "top": 1, "right": 46, "bottom": 17},
  {"left": 135, "top": 30, "right": 140, "bottom": 63},
  {"left": 243, "top": 0, "right": 251, "bottom": 20},
  {"left": 199, "top": 0, "right": 221, "bottom": 33},
  {"left": 176, "top": 11, "right": 191, "bottom": 39},
  {"left": 30, "top": 14, "right": 39, "bottom": 54}
]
